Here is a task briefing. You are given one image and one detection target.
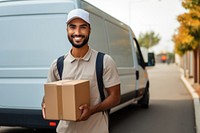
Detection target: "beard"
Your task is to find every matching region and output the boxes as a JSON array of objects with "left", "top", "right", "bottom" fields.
[{"left": 68, "top": 34, "right": 90, "bottom": 48}]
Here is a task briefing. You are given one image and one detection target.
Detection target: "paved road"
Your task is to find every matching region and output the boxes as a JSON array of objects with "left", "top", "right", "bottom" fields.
[
  {"left": 0, "top": 64, "right": 196, "bottom": 133},
  {"left": 110, "top": 64, "right": 196, "bottom": 133}
]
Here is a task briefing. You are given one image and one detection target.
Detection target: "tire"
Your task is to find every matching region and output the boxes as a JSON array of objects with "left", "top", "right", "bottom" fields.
[{"left": 137, "top": 82, "right": 150, "bottom": 109}]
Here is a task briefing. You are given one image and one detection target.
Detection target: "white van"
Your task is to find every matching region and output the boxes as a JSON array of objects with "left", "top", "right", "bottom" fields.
[{"left": 0, "top": 0, "right": 155, "bottom": 129}]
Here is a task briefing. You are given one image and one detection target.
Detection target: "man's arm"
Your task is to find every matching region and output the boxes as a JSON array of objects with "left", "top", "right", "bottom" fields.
[{"left": 78, "top": 84, "right": 120, "bottom": 121}]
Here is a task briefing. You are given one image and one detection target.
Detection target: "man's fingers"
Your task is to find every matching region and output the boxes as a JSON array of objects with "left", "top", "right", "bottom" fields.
[
  {"left": 42, "top": 104, "right": 46, "bottom": 119},
  {"left": 79, "top": 104, "right": 93, "bottom": 121},
  {"left": 79, "top": 104, "right": 88, "bottom": 110}
]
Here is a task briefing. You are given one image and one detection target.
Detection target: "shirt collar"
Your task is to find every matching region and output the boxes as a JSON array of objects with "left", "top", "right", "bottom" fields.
[{"left": 68, "top": 48, "right": 92, "bottom": 63}]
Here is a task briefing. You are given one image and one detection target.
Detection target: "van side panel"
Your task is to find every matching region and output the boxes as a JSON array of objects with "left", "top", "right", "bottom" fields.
[
  {"left": 105, "top": 21, "right": 134, "bottom": 67},
  {"left": 105, "top": 21, "right": 136, "bottom": 99},
  {"left": 0, "top": 0, "right": 75, "bottom": 128},
  {"left": 0, "top": 0, "right": 75, "bottom": 109}
]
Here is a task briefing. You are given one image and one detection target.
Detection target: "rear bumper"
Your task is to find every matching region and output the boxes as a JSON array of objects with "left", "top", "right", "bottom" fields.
[{"left": 0, "top": 108, "right": 58, "bottom": 129}]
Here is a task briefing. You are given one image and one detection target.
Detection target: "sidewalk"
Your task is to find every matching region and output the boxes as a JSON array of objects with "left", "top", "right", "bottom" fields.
[{"left": 180, "top": 68, "right": 200, "bottom": 133}]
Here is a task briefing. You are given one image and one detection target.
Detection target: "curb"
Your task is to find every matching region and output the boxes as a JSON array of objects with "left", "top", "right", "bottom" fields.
[{"left": 181, "top": 75, "right": 200, "bottom": 133}]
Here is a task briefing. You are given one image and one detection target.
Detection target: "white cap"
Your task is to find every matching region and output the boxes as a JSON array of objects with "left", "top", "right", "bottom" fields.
[{"left": 66, "top": 9, "right": 90, "bottom": 24}]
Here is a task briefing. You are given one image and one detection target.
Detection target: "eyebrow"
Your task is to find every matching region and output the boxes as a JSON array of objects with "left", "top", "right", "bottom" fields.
[
  {"left": 81, "top": 24, "right": 88, "bottom": 27},
  {"left": 68, "top": 23, "right": 89, "bottom": 27}
]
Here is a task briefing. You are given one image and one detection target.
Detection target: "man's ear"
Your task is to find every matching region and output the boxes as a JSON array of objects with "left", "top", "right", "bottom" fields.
[{"left": 89, "top": 26, "right": 91, "bottom": 34}]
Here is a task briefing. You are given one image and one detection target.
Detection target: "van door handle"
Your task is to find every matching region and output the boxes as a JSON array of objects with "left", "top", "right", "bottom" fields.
[{"left": 136, "top": 70, "right": 139, "bottom": 80}]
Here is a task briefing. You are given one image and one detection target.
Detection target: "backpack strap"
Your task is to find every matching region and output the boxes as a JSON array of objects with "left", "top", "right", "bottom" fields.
[
  {"left": 96, "top": 52, "right": 110, "bottom": 119},
  {"left": 56, "top": 55, "right": 65, "bottom": 80},
  {"left": 96, "top": 52, "right": 105, "bottom": 102}
]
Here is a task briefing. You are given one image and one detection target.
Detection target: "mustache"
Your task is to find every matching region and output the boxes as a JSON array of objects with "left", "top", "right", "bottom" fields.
[{"left": 71, "top": 35, "right": 85, "bottom": 38}]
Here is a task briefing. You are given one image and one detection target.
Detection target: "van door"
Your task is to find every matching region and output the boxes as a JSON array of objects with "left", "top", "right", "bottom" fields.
[
  {"left": 0, "top": 1, "right": 73, "bottom": 109},
  {"left": 133, "top": 38, "right": 148, "bottom": 94}
]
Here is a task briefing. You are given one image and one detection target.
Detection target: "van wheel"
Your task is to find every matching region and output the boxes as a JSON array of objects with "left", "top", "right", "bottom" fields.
[{"left": 137, "top": 83, "right": 149, "bottom": 109}]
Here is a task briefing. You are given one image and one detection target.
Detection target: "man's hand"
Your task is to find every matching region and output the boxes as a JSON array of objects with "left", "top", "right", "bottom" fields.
[
  {"left": 41, "top": 97, "right": 46, "bottom": 119},
  {"left": 78, "top": 104, "right": 94, "bottom": 121},
  {"left": 77, "top": 84, "right": 120, "bottom": 122}
]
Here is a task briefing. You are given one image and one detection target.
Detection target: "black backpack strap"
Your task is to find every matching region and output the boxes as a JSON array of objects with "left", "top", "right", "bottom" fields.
[
  {"left": 96, "top": 52, "right": 105, "bottom": 102},
  {"left": 56, "top": 55, "right": 65, "bottom": 80},
  {"left": 96, "top": 52, "right": 110, "bottom": 123}
]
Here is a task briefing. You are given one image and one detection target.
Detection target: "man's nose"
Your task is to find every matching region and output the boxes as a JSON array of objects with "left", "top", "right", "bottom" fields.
[{"left": 74, "top": 27, "right": 81, "bottom": 35}]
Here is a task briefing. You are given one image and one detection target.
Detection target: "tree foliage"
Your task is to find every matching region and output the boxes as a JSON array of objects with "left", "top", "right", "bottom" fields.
[
  {"left": 138, "top": 31, "right": 161, "bottom": 49},
  {"left": 173, "top": 0, "right": 200, "bottom": 56}
]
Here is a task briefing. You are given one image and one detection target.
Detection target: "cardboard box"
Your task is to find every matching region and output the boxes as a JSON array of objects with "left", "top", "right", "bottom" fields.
[{"left": 44, "top": 80, "right": 90, "bottom": 121}]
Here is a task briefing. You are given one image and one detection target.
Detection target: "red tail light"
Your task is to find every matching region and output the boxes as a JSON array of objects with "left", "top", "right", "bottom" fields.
[{"left": 49, "top": 122, "right": 57, "bottom": 127}]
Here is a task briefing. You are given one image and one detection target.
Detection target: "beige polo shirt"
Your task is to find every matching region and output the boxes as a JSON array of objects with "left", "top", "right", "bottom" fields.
[{"left": 47, "top": 48, "right": 120, "bottom": 133}]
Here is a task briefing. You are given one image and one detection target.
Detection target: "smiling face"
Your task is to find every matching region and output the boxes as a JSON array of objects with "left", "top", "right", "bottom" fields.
[{"left": 67, "top": 18, "right": 91, "bottom": 48}]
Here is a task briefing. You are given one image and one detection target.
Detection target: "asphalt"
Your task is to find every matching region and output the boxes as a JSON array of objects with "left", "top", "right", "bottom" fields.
[{"left": 181, "top": 68, "right": 200, "bottom": 133}]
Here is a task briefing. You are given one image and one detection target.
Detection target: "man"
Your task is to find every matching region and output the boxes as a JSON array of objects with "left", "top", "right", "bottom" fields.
[{"left": 42, "top": 8, "right": 120, "bottom": 133}]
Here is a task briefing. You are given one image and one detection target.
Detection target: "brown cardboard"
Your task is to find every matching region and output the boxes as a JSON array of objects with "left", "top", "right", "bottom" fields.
[{"left": 44, "top": 80, "right": 90, "bottom": 121}]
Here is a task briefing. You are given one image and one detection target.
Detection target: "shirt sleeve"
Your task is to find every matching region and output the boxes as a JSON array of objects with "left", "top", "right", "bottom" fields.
[
  {"left": 46, "top": 59, "right": 59, "bottom": 83},
  {"left": 103, "top": 54, "right": 120, "bottom": 88}
]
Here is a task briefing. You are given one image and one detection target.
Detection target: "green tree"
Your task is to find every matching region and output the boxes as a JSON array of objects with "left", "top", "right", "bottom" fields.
[
  {"left": 173, "top": 0, "right": 200, "bottom": 56},
  {"left": 138, "top": 31, "right": 161, "bottom": 49}
]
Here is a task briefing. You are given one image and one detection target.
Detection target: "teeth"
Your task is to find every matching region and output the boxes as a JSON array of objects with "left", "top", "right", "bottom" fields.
[{"left": 75, "top": 37, "right": 82, "bottom": 41}]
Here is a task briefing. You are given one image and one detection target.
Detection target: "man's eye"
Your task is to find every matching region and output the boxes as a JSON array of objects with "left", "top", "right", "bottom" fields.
[
  {"left": 81, "top": 26, "right": 87, "bottom": 29},
  {"left": 70, "top": 26, "right": 76, "bottom": 29},
  {"left": 81, "top": 24, "right": 88, "bottom": 29},
  {"left": 69, "top": 25, "right": 76, "bottom": 29}
]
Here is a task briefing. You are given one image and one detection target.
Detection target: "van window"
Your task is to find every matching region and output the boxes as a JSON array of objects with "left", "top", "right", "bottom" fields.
[
  {"left": 133, "top": 39, "right": 141, "bottom": 65},
  {"left": 106, "top": 21, "right": 134, "bottom": 67},
  {"left": 133, "top": 38, "right": 145, "bottom": 68}
]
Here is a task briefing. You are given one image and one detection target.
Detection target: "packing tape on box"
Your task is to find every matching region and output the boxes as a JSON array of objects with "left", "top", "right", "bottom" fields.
[{"left": 57, "top": 85, "right": 63, "bottom": 119}]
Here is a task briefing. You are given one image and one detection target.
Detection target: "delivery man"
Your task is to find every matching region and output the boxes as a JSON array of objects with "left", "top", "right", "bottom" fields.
[{"left": 42, "top": 9, "right": 121, "bottom": 133}]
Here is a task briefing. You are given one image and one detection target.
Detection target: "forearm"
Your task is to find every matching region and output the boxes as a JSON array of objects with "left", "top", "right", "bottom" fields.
[
  {"left": 91, "top": 84, "right": 121, "bottom": 114},
  {"left": 78, "top": 84, "right": 120, "bottom": 121}
]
